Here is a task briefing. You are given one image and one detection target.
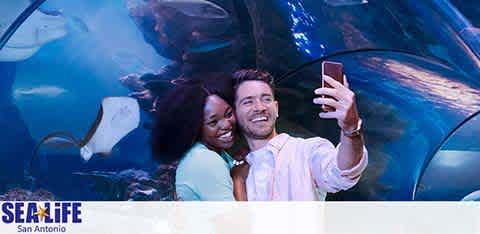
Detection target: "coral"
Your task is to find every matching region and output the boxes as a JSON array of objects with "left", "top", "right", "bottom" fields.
[{"left": 0, "top": 188, "right": 56, "bottom": 201}]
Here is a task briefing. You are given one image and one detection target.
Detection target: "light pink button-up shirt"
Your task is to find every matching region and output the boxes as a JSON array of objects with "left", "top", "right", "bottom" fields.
[{"left": 245, "top": 133, "right": 368, "bottom": 201}]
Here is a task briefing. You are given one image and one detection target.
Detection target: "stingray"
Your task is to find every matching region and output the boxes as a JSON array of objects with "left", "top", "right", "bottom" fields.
[
  {"left": 159, "top": 0, "right": 229, "bottom": 19},
  {"left": 0, "top": 9, "right": 67, "bottom": 61},
  {"left": 29, "top": 97, "right": 140, "bottom": 174}
]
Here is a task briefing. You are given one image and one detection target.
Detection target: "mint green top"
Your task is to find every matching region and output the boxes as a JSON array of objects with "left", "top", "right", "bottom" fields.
[{"left": 175, "top": 142, "right": 235, "bottom": 201}]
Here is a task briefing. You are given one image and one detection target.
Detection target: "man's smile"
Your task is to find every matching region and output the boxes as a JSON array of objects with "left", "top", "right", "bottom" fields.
[{"left": 250, "top": 115, "right": 269, "bottom": 123}]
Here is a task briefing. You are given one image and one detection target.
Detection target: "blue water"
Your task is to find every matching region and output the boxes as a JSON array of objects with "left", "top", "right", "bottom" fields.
[
  {"left": 0, "top": 0, "right": 169, "bottom": 200},
  {"left": 2, "top": 0, "right": 480, "bottom": 201}
]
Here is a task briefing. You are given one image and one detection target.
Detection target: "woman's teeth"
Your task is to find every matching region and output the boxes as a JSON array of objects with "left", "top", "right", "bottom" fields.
[{"left": 218, "top": 131, "right": 232, "bottom": 140}]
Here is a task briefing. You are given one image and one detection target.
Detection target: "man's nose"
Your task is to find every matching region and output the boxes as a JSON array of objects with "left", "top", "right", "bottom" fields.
[{"left": 253, "top": 99, "right": 267, "bottom": 112}]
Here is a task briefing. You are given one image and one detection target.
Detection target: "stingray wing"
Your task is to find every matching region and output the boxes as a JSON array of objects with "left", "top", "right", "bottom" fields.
[
  {"left": 0, "top": 9, "right": 66, "bottom": 61},
  {"left": 80, "top": 97, "right": 140, "bottom": 161}
]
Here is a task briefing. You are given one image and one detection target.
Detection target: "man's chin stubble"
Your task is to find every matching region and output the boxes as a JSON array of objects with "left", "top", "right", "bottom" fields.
[{"left": 243, "top": 128, "right": 274, "bottom": 140}]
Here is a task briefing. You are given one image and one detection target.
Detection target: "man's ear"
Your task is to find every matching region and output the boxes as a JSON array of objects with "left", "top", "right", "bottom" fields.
[{"left": 274, "top": 100, "right": 279, "bottom": 118}]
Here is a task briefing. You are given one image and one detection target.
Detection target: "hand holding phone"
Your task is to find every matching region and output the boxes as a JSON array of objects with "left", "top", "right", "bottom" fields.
[
  {"left": 321, "top": 61, "right": 344, "bottom": 112},
  {"left": 314, "top": 62, "right": 362, "bottom": 134}
]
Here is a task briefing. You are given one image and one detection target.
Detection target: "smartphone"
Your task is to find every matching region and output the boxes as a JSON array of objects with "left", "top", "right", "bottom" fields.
[{"left": 321, "top": 61, "right": 344, "bottom": 112}]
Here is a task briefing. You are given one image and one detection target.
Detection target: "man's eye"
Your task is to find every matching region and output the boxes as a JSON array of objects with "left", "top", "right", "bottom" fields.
[
  {"left": 243, "top": 100, "right": 252, "bottom": 105},
  {"left": 208, "top": 120, "right": 217, "bottom": 126},
  {"left": 225, "top": 111, "right": 233, "bottom": 118},
  {"left": 263, "top": 97, "right": 272, "bottom": 102}
]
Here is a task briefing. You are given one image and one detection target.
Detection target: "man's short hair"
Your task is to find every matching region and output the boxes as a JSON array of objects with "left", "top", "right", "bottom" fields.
[{"left": 232, "top": 69, "right": 275, "bottom": 98}]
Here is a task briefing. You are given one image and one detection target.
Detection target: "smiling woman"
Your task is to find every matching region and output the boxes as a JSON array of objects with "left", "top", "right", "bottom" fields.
[{"left": 150, "top": 73, "right": 244, "bottom": 201}]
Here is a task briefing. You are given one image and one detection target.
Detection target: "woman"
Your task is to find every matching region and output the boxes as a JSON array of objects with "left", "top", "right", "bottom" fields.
[{"left": 151, "top": 74, "right": 247, "bottom": 201}]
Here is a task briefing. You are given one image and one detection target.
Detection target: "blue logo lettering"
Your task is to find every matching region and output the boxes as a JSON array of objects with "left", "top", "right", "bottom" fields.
[
  {"left": 1, "top": 202, "right": 82, "bottom": 224},
  {"left": 1, "top": 203, "right": 14, "bottom": 223}
]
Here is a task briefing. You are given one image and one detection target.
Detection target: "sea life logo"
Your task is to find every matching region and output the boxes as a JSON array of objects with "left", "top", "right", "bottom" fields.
[{"left": 1, "top": 202, "right": 82, "bottom": 233}]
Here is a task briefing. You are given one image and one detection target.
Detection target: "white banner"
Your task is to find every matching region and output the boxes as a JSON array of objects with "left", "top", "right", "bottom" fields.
[{"left": 0, "top": 202, "right": 479, "bottom": 234}]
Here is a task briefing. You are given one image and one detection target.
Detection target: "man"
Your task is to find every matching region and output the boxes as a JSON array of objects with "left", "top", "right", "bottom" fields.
[{"left": 232, "top": 69, "right": 367, "bottom": 201}]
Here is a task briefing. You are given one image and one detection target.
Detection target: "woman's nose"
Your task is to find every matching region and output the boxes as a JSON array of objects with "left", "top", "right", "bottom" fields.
[{"left": 219, "top": 118, "right": 233, "bottom": 130}]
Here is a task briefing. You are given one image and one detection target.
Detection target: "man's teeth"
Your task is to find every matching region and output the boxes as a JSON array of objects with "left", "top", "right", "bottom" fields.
[{"left": 251, "top": 117, "right": 268, "bottom": 122}]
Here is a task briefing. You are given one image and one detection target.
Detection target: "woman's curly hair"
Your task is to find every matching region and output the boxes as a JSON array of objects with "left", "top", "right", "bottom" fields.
[{"left": 150, "top": 73, "right": 234, "bottom": 164}]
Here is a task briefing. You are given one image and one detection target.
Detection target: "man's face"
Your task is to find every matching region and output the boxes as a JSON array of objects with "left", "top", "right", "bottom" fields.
[{"left": 235, "top": 80, "right": 278, "bottom": 140}]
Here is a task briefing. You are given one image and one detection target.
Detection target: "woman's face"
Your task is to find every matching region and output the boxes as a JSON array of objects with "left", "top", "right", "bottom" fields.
[{"left": 201, "top": 94, "right": 236, "bottom": 152}]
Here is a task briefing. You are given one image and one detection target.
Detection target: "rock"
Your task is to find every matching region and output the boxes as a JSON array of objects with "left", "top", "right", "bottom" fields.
[
  {"left": 241, "top": 0, "right": 305, "bottom": 77},
  {"left": 0, "top": 188, "right": 56, "bottom": 201},
  {"left": 73, "top": 166, "right": 177, "bottom": 201},
  {"left": 119, "top": 73, "right": 146, "bottom": 92},
  {"left": 126, "top": 0, "right": 255, "bottom": 113}
]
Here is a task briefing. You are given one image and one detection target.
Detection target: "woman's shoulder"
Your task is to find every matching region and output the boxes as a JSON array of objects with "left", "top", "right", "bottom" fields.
[
  {"left": 176, "top": 142, "right": 233, "bottom": 194},
  {"left": 177, "top": 143, "right": 228, "bottom": 172}
]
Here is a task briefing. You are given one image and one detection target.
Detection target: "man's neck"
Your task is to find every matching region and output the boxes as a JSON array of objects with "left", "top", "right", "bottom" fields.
[{"left": 245, "top": 130, "right": 278, "bottom": 152}]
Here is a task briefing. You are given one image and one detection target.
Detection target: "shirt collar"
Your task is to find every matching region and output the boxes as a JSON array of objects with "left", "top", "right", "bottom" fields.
[{"left": 245, "top": 133, "right": 290, "bottom": 164}]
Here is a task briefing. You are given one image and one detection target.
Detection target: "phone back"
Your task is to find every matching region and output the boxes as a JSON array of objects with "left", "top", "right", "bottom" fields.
[
  {"left": 322, "top": 61, "right": 344, "bottom": 88},
  {"left": 321, "top": 61, "right": 344, "bottom": 112}
]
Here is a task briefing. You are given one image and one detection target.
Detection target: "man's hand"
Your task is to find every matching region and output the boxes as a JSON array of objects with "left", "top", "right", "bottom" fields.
[
  {"left": 313, "top": 75, "right": 360, "bottom": 132},
  {"left": 313, "top": 75, "right": 365, "bottom": 171},
  {"left": 231, "top": 162, "right": 250, "bottom": 181},
  {"left": 231, "top": 162, "right": 249, "bottom": 201}
]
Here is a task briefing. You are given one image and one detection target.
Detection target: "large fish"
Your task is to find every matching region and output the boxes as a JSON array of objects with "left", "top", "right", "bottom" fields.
[
  {"left": 324, "top": 0, "right": 368, "bottom": 7},
  {"left": 158, "top": 0, "right": 229, "bottom": 19},
  {"left": 0, "top": 9, "right": 67, "bottom": 61},
  {"left": 29, "top": 97, "right": 140, "bottom": 174},
  {"left": 14, "top": 85, "right": 67, "bottom": 99}
]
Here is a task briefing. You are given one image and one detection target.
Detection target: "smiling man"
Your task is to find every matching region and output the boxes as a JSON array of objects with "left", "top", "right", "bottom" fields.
[{"left": 232, "top": 69, "right": 368, "bottom": 201}]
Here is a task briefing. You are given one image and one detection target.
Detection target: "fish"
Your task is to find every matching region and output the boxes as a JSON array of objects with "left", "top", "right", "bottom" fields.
[
  {"left": 29, "top": 97, "right": 140, "bottom": 175},
  {"left": 187, "top": 39, "right": 232, "bottom": 53},
  {"left": 0, "top": 9, "right": 67, "bottom": 61},
  {"left": 159, "top": 0, "right": 229, "bottom": 19},
  {"left": 324, "top": 0, "right": 368, "bottom": 7},
  {"left": 14, "top": 86, "right": 67, "bottom": 98},
  {"left": 67, "top": 16, "right": 89, "bottom": 33},
  {"left": 37, "top": 7, "right": 63, "bottom": 16},
  {"left": 32, "top": 1, "right": 88, "bottom": 33}
]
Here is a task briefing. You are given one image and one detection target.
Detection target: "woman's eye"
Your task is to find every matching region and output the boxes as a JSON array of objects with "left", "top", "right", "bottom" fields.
[
  {"left": 225, "top": 111, "right": 233, "bottom": 118},
  {"left": 208, "top": 120, "right": 217, "bottom": 126}
]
